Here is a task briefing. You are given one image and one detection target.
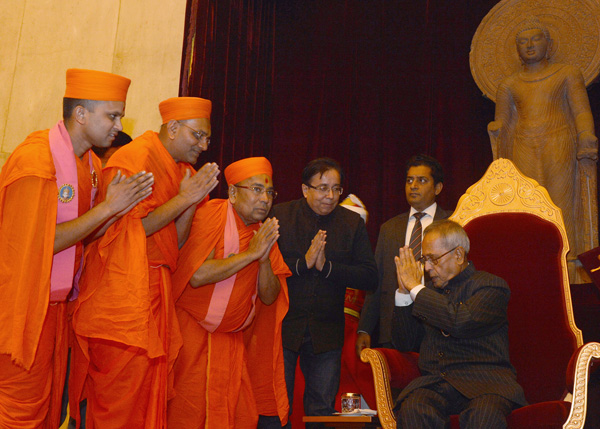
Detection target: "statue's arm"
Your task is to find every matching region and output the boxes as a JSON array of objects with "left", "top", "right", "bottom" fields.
[
  {"left": 566, "top": 67, "right": 598, "bottom": 160},
  {"left": 488, "top": 81, "right": 514, "bottom": 159}
]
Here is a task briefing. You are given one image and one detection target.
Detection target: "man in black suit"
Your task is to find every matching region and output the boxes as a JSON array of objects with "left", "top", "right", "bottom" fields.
[
  {"left": 392, "top": 219, "right": 526, "bottom": 428},
  {"left": 357, "top": 154, "right": 448, "bottom": 352},
  {"left": 272, "top": 157, "right": 377, "bottom": 425}
]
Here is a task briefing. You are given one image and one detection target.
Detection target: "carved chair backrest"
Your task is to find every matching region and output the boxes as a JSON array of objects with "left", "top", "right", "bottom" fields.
[{"left": 450, "top": 159, "right": 583, "bottom": 404}]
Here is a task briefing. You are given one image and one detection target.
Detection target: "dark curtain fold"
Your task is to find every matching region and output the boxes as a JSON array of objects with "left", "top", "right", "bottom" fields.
[
  {"left": 181, "top": 0, "right": 277, "bottom": 181},
  {"left": 180, "top": 0, "right": 600, "bottom": 243}
]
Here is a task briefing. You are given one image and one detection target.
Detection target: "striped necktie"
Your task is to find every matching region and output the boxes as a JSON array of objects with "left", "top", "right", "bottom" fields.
[{"left": 408, "top": 212, "right": 426, "bottom": 260}]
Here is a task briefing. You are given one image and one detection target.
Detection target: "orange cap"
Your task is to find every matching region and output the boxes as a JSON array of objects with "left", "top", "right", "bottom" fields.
[
  {"left": 159, "top": 97, "right": 212, "bottom": 124},
  {"left": 225, "top": 157, "right": 273, "bottom": 185},
  {"left": 64, "top": 69, "right": 130, "bottom": 101}
]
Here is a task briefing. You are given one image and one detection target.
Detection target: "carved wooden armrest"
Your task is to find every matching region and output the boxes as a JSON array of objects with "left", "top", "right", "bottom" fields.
[
  {"left": 563, "top": 342, "right": 600, "bottom": 429},
  {"left": 360, "top": 347, "right": 397, "bottom": 429}
]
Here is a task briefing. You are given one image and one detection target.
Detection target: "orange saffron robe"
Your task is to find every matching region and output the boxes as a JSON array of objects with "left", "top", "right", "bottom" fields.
[
  {"left": 71, "top": 131, "right": 186, "bottom": 428},
  {"left": 0, "top": 129, "right": 101, "bottom": 428},
  {"left": 168, "top": 199, "right": 290, "bottom": 428}
]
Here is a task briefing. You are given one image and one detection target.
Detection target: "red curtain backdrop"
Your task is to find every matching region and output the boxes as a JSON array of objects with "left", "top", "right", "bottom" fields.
[{"left": 180, "top": 0, "right": 600, "bottom": 243}]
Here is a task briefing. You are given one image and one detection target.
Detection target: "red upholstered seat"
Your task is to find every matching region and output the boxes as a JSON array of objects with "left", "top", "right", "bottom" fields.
[
  {"left": 506, "top": 401, "right": 571, "bottom": 428},
  {"left": 360, "top": 159, "right": 600, "bottom": 429},
  {"left": 465, "top": 213, "right": 577, "bottom": 405},
  {"left": 377, "top": 348, "right": 419, "bottom": 390}
]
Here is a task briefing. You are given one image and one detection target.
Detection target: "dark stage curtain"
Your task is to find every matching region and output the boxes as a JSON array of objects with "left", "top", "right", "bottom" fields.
[{"left": 180, "top": 0, "right": 600, "bottom": 243}]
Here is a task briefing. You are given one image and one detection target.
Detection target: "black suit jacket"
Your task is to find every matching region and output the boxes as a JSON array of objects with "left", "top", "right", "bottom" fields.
[
  {"left": 358, "top": 206, "right": 449, "bottom": 345},
  {"left": 272, "top": 198, "right": 377, "bottom": 354},
  {"left": 394, "top": 263, "right": 527, "bottom": 406}
]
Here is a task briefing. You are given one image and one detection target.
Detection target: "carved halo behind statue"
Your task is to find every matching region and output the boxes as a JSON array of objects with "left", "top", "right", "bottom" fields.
[{"left": 470, "top": 0, "right": 600, "bottom": 283}]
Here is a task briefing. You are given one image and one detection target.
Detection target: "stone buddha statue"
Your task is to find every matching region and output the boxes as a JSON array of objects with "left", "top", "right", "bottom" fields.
[{"left": 488, "top": 17, "right": 598, "bottom": 282}]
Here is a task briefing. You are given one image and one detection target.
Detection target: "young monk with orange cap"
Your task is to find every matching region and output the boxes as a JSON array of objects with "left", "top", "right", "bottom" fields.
[
  {"left": 71, "top": 97, "right": 219, "bottom": 428},
  {"left": 0, "top": 68, "right": 154, "bottom": 427},
  {"left": 168, "top": 157, "right": 290, "bottom": 428}
]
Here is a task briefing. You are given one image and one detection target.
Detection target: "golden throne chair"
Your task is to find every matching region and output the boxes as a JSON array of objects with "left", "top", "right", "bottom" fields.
[{"left": 361, "top": 158, "right": 600, "bottom": 429}]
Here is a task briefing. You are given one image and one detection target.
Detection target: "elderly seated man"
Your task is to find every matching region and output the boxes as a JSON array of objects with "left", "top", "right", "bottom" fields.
[{"left": 392, "top": 219, "right": 526, "bottom": 429}]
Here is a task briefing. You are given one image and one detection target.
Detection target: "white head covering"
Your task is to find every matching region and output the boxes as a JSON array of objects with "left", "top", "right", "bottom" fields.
[{"left": 340, "top": 193, "right": 368, "bottom": 224}]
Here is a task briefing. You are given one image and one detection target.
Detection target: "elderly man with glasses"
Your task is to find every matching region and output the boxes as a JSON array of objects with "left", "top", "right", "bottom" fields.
[
  {"left": 71, "top": 96, "right": 219, "bottom": 428},
  {"left": 392, "top": 219, "right": 526, "bottom": 429},
  {"left": 169, "top": 157, "right": 291, "bottom": 429},
  {"left": 271, "top": 157, "right": 377, "bottom": 426}
]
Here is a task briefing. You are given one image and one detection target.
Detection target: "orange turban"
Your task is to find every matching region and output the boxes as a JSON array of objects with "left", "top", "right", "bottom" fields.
[
  {"left": 64, "top": 69, "right": 130, "bottom": 102},
  {"left": 225, "top": 157, "right": 273, "bottom": 185},
  {"left": 159, "top": 97, "right": 212, "bottom": 124}
]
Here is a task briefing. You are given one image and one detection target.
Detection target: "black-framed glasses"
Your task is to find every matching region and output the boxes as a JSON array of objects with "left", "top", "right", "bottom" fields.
[
  {"left": 418, "top": 246, "right": 458, "bottom": 266},
  {"left": 234, "top": 185, "right": 278, "bottom": 200},
  {"left": 306, "top": 184, "right": 343, "bottom": 196},
  {"left": 178, "top": 121, "right": 210, "bottom": 145}
]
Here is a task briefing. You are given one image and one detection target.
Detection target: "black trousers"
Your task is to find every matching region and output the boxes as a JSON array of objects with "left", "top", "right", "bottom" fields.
[{"left": 396, "top": 380, "right": 515, "bottom": 429}]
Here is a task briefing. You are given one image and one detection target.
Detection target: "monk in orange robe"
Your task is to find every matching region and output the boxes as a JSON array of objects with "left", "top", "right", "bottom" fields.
[
  {"left": 168, "top": 157, "right": 290, "bottom": 429},
  {"left": 0, "top": 69, "right": 154, "bottom": 428},
  {"left": 71, "top": 97, "right": 220, "bottom": 428}
]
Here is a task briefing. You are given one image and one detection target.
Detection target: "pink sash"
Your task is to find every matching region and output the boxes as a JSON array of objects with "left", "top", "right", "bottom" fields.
[
  {"left": 49, "top": 121, "right": 97, "bottom": 301},
  {"left": 200, "top": 201, "right": 258, "bottom": 332}
]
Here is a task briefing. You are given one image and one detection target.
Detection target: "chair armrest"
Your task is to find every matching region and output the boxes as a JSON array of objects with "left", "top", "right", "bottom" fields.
[
  {"left": 360, "top": 348, "right": 397, "bottom": 429},
  {"left": 360, "top": 348, "right": 421, "bottom": 429},
  {"left": 563, "top": 342, "right": 600, "bottom": 429}
]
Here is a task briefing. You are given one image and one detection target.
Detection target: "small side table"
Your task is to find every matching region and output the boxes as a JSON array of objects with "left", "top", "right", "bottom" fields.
[{"left": 303, "top": 415, "right": 381, "bottom": 428}]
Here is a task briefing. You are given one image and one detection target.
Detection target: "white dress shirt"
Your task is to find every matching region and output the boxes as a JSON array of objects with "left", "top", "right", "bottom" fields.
[{"left": 394, "top": 202, "right": 437, "bottom": 306}]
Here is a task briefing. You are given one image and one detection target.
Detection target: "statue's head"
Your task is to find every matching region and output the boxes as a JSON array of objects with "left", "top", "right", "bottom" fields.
[
  {"left": 515, "top": 17, "right": 553, "bottom": 64},
  {"left": 516, "top": 17, "right": 551, "bottom": 41}
]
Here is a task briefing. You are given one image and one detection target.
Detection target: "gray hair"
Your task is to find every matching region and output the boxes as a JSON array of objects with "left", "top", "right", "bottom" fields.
[{"left": 423, "top": 219, "right": 470, "bottom": 254}]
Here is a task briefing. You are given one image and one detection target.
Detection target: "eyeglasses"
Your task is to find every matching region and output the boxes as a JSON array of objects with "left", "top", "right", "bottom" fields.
[
  {"left": 234, "top": 185, "right": 278, "bottom": 200},
  {"left": 306, "top": 184, "right": 343, "bottom": 196},
  {"left": 418, "top": 246, "right": 458, "bottom": 266},
  {"left": 178, "top": 122, "right": 210, "bottom": 145}
]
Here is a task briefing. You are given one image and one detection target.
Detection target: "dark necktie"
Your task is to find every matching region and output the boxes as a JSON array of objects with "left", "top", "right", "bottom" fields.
[{"left": 408, "top": 212, "right": 426, "bottom": 260}]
